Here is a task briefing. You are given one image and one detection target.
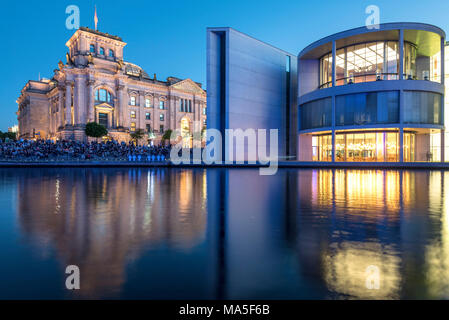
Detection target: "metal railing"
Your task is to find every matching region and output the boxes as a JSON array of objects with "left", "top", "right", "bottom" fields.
[
  {"left": 319, "top": 73, "right": 400, "bottom": 89},
  {"left": 0, "top": 155, "right": 169, "bottom": 163}
]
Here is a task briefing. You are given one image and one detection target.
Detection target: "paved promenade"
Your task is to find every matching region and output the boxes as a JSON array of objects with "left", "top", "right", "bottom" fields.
[{"left": 2, "top": 159, "right": 449, "bottom": 170}]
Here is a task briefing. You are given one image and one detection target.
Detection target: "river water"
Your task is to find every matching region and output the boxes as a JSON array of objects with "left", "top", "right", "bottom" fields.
[{"left": 0, "top": 168, "right": 448, "bottom": 299}]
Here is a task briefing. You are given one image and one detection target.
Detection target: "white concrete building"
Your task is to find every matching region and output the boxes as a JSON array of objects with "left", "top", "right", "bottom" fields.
[{"left": 207, "top": 28, "right": 298, "bottom": 161}]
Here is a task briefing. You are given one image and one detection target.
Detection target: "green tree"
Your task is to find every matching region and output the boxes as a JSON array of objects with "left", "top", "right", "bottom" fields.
[
  {"left": 201, "top": 126, "right": 206, "bottom": 139},
  {"left": 85, "top": 122, "right": 108, "bottom": 140},
  {"left": 162, "top": 129, "right": 173, "bottom": 145},
  {"left": 130, "top": 128, "right": 145, "bottom": 144},
  {"left": 0, "top": 131, "right": 16, "bottom": 141}
]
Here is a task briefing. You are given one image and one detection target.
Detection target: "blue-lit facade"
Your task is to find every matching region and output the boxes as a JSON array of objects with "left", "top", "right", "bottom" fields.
[{"left": 298, "top": 23, "right": 446, "bottom": 162}]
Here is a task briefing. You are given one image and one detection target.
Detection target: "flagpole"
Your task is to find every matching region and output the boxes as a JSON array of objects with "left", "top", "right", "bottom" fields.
[{"left": 94, "top": 5, "right": 98, "bottom": 31}]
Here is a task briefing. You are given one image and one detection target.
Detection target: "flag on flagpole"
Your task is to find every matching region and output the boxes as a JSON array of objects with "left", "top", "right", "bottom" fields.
[{"left": 94, "top": 5, "right": 98, "bottom": 30}]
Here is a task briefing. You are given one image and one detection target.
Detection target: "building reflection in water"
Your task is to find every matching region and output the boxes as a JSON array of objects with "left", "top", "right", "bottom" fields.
[
  {"left": 297, "top": 169, "right": 449, "bottom": 299},
  {"left": 6, "top": 168, "right": 449, "bottom": 299},
  {"left": 14, "top": 168, "right": 207, "bottom": 298}
]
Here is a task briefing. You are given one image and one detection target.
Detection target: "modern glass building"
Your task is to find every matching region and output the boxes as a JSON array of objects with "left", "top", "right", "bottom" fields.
[{"left": 298, "top": 23, "right": 446, "bottom": 162}]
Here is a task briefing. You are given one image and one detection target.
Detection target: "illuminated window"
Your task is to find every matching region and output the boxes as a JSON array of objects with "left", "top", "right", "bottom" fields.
[
  {"left": 313, "top": 131, "right": 401, "bottom": 162},
  {"left": 145, "top": 112, "right": 150, "bottom": 120},
  {"left": 202, "top": 107, "right": 206, "bottom": 115},
  {"left": 145, "top": 98, "right": 151, "bottom": 108},
  {"left": 159, "top": 100, "right": 165, "bottom": 109},
  {"left": 320, "top": 39, "right": 442, "bottom": 88},
  {"left": 130, "top": 96, "right": 136, "bottom": 106},
  {"left": 160, "top": 114, "right": 164, "bottom": 121},
  {"left": 130, "top": 111, "right": 136, "bottom": 118},
  {"left": 130, "top": 122, "right": 136, "bottom": 132},
  {"left": 320, "top": 41, "right": 400, "bottom": 88}
]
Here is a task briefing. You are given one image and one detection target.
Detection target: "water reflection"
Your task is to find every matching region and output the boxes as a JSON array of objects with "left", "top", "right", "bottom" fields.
[
  {"left": 12, "top": 168, "right": 207, "bottom": 298},
  {"left": 296, "top": 169, "right": 447, "bottom": 299},
  {"left": 1, "top": 168, "right": 449, "bottom": 299}
]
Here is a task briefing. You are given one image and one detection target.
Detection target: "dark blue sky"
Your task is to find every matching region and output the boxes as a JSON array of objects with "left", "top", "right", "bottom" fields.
[{"left": 1, "top": 0, "right": 449, "bottom": 131}]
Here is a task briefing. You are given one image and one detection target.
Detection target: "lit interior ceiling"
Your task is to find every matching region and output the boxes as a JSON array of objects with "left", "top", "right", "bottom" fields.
[{"left": 301, "top": 29, "right": 441, "bottom": 60}]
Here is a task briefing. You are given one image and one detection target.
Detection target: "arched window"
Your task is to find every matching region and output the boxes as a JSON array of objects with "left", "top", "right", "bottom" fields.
[
  {"left": 109, "top": 49, "right": 114, "bottom": 58},
  {"left": 100, "top": 47, "right": 105, "bottom": 55},
  {"left": 95, "top": 89, "right": 112, "bottom": 103},
  {"left": 90, "top": 44, "right": 95, "bottom": 53}
]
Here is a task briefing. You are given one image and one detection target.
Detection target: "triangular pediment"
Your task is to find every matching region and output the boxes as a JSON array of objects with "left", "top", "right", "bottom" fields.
[{"left": 170, "top": 79, "right": 205, "bottom": 95}]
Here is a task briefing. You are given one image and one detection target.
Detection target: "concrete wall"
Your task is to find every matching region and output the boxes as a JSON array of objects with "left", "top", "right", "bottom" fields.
[
  {"left": 298, "top": 134, "right": 313, "bottom": 161},
  {"left": 298, "top": 59, "right": 319, "bottom": 96},
  {"left": 207, "top": 28, "right": 298, "bottom": 162},
  {"left": 416, "top": 133, "right": 431, "bottom": 161}
]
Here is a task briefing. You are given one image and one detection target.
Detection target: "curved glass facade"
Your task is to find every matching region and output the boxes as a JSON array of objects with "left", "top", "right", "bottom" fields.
[
  {"left": 299, "top": 25, "right": 445, "bottom": 163},
  {"left": 319, "top": 41, "right": 441, "bottom": 88},
  {"left": 403, "top": 91, "right": 442, "bottom": 124},
  {"left": 320, "top": 41, "right": 402, "bottom": 88},
  {"left": 300, "top": 98, "right": 331, "bottom": 130},
  {"left": 300, "top": 91, "right": 440, "bottom": 131},
  {"left": 336, "top": 91, "right": 399, "bottom": 126}
]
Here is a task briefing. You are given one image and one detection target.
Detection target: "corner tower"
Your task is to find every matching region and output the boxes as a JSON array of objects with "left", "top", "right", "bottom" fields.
[{"left": 65, "top": 27, "right": 126, "bottom": 66}]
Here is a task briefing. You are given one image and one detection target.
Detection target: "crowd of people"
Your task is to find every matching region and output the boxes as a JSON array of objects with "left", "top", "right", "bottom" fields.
[{"left": 0, "top": 139, "right": 172, "bottom": 162}]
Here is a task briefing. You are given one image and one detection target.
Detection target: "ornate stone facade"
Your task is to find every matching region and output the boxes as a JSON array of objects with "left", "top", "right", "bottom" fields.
[{"left": 16, "top": 27, "right": 207, "bottom": 144}]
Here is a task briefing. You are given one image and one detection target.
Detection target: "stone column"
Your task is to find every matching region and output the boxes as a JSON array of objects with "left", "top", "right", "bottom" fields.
[
  {"left": 201, "top": 101, "right": 205, "bottom": 122},
  {"left": 65, "top": 81, "right": 73, "bottom": 125},
  {"left": 195, "top": 98, "right": 200, "bottom": 122},
  {"left": 139, "top": 91, "right": 145, "bottom": 130},
  {"left": 116, "top": 84, "right": 126, "bottom": 128},
  {"left": 86, "top": 79, "right": 95, "bottom": 123},
  {"left": 49, "top": 101, "right": 53, "bottom": 136},
  {"left": 74, "top": 76, "right": 86, "bottom": 125},
  {"left": 52, "top": 100, "right": 56, "bottom": 134},
  {"left": 58, "top": 88, "right": 64, "bottom": 130},
  {"left": 166, "top": 93, "right": 171, "bottom": 129},
  {"left": 169, "top": 95, "right": 176, "bottom": 130},
  {"left": 153, "top": 93, "right": 159, "bottom": 133},
  {"left": 113, "top": 97, "right": 118, "bottom": 128}
]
